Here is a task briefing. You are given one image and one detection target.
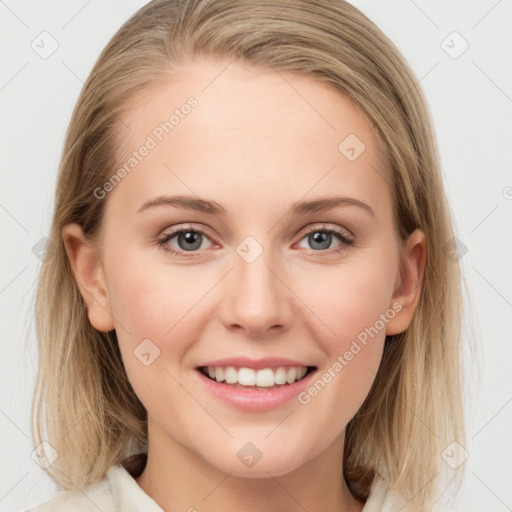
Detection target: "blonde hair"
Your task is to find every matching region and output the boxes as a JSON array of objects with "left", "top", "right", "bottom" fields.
[{"left": 32, "top": 0, "right": 470, "bottom": 508}]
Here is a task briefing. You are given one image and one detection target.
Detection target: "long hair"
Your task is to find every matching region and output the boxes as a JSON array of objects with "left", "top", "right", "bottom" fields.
[{"left": 32, "top": 1, "right": 470, "bottom": 507}]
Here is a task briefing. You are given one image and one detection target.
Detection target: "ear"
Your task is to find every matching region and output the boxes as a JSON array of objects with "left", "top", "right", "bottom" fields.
[
  {"left": 385, "top": 228, "right": 427, "bottom": 336},
  {"left": 61, "top": 223, "right": 115, "bottom": 333}
]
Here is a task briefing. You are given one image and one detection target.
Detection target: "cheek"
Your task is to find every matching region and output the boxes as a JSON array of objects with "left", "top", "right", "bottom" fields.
[
  {"left": 105, "top": 250, "right": 226, "bottom": 405},
  {"left": 107, "top": 251, "right": 203, "bottom": 337},
  {"left": 106, "top": 259, "right": 197, "bottom": 412},
  {"left": 103, "top": 253, "right": 196, "bottom": 384},
  {"left": 296, "top": 268, "right": 392, "bottom": 437},
  {"left": 301, "top": 251, "right": 397, "bottom": 406},
  {"left": 310, "top": 260, "right": 396, "bottom": 348}
]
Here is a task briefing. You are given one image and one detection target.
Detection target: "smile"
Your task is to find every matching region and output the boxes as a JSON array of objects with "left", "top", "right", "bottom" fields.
[
  {"left": 195, "top": 364, "right": 318, "bottom": 412},
  {"left": 199, "top": 365, "right": 315, "bottom": 389}
]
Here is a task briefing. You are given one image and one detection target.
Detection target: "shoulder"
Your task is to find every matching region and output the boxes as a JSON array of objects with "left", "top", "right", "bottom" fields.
[
  {"left": 24, "top": 473, "right": 114, "bottom": 512},
  {"left": 24, "top": 463, "right": 162, "bottom": 512},
  {"left": 363, "top": 477, "right": 456, "bottom": 512}
]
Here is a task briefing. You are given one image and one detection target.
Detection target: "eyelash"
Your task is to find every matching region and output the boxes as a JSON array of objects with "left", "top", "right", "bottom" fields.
[{"left": 156, "top": 223, "right": 355, "bottom": 259}]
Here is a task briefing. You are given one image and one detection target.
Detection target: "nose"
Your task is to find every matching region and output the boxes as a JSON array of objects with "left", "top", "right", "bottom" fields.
[{"left": 218, "top": 242, "right": 294, "bottom": 337}]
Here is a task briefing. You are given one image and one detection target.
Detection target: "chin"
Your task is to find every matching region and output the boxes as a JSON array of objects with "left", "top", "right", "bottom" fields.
[{"left": 212, "top": 452, "right": 306, "bottom": 479}]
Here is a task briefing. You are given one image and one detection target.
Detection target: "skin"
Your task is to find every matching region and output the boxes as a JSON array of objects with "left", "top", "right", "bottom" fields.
[{"left": 63, "top": 57, "right": 426, "bottom": 512}]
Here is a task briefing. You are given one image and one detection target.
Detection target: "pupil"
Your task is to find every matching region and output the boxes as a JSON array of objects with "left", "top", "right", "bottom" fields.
[
  {"left": 179, "top": 231, "right": 202, "bottom": 251},
  {"left": 310, "top": 232, "right": 331, "bottom": 250},
  {"left": 176, "top": 231, "right": 332, "bottom": 252}
]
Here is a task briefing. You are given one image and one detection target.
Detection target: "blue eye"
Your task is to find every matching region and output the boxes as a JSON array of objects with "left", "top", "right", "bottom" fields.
[
  {"left": 157, "top": 223, "right": 354, "bottom": 258},
  {"left": 157, "top": 225, "right": 213, "bottom": 257},
  {"left": 297, "top": 224, "right": 354, "bottom": 255}
]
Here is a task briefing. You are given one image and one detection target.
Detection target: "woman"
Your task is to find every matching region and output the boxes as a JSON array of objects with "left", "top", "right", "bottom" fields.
[{"left": 28, "top": 1, "right": 467, "bottom": 510}]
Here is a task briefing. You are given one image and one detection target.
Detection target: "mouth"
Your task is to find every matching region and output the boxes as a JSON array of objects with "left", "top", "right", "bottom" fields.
[{"left": 197, "top": 365, "right": 317, "bottom": 390}]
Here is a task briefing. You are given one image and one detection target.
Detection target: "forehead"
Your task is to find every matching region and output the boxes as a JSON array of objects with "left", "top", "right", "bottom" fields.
[{"left": 107, "top": 58, "right": 391, "bottom": 219}]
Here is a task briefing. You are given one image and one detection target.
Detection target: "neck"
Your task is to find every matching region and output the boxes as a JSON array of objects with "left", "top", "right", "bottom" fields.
[{"left": 134, "top": 420, "right": 365, "bottom": 512}]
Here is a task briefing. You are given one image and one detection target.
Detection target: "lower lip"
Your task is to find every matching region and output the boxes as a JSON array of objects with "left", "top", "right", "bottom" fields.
[{"left": 195, "top": 368, "right": 317, "bottom": 412}]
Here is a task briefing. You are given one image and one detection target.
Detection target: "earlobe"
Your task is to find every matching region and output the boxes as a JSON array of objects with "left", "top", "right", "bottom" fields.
[
  {"left": 61, "top": 223, "right": 115, "bottom": 333},
  {"left": 385, "top": 229, "right": 427, "bottom": 336}
]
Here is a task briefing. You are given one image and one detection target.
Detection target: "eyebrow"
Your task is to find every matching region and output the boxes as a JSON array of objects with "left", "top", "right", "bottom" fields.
[{"left": 136, "top": 194, "right": 375, "bottom": 217}]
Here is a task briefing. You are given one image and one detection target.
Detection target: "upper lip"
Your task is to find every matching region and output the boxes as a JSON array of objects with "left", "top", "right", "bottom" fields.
[{"left": 197, "top": 356, "right": 316, "bottom": 370}]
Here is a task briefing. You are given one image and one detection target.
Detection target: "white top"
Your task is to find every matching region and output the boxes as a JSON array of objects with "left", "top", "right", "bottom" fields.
[{"left": 25, "top": 463, "right": 432, "bottom": 511}]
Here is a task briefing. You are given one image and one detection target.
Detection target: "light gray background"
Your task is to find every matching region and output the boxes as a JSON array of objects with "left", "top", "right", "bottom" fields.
[{"left": 1, "top": 1, "right": 511, "bottom": 510}]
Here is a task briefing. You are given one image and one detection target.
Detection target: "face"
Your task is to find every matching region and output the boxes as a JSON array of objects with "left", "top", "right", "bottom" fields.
[{"left": 64, "top": 57, "right": 425, "bottom": 478}]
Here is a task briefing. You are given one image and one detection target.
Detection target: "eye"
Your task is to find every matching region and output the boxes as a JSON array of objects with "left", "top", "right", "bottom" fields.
[
  {"left": 157, "top": 224, "right": 214, "bottom": 258},
  {"left": 156, "top": 223, "right": 355, "bottom": 259},
  {"left": 296, "top": 224, "right": 354, "bottom": 256}
]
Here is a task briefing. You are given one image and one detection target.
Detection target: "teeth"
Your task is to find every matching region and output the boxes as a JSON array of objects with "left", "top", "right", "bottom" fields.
[
  {"left": 215, "top": 367, "right": 224, "bottom": 383},
  {"left": 238, "top": 367, "right": 256, "bottom": 386},
  {"left": 203, "top": 365, "right": 311, "bottom": 387},
  {"left": 286, "top": 367, "right": 297, "bottom": 384},
  {"left": 224, "top": 366, "right": 238, "bottom": 384},
  {"left": 274, "top": 367, "right": 287, "bottom": 385}
]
